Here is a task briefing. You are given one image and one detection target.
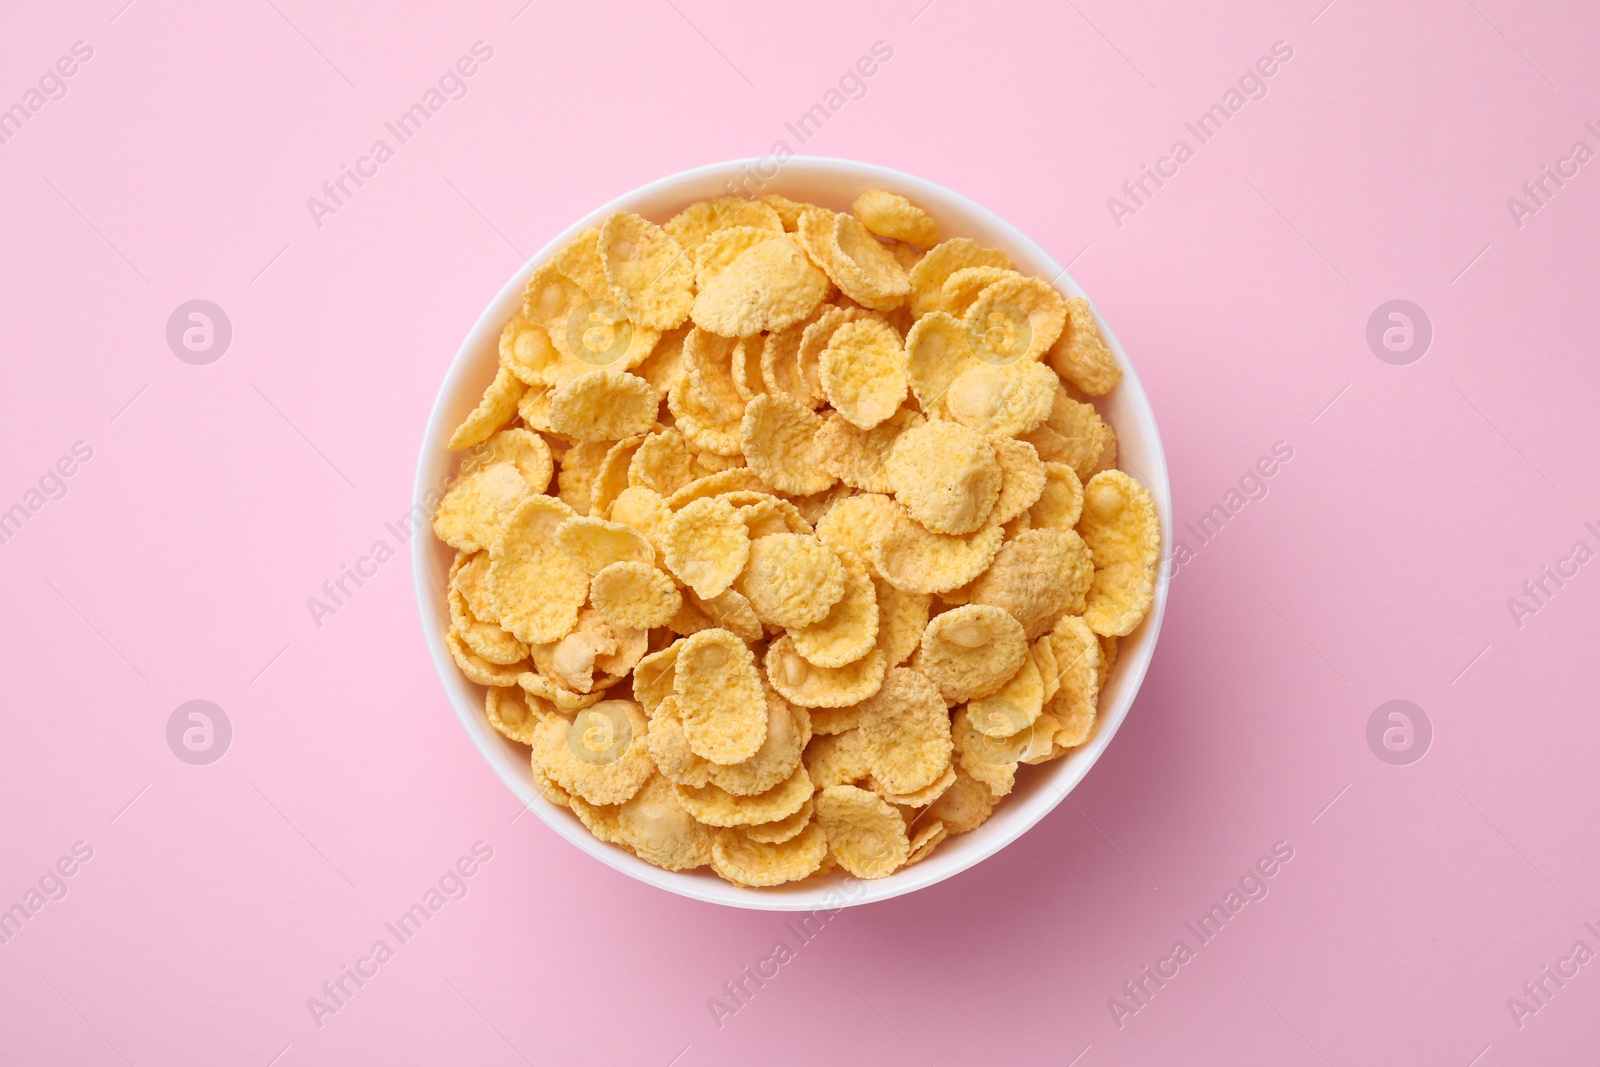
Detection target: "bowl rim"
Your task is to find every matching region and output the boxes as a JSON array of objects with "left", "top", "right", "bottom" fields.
[{"left": 412, "top": 156, "right": 1172, "bottom": 911}]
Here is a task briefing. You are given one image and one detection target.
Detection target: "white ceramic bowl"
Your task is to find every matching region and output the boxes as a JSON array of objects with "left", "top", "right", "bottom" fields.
[{"left": 414, "top": 157, "right": 1171, "bottom": 911}]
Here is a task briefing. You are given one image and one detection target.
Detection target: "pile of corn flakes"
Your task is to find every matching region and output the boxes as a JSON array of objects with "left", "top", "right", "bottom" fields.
[{"left": 433, "top": 188, "right": 1160, "bottom": 887}]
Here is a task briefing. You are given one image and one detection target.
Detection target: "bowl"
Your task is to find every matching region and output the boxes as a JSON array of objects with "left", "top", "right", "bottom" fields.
[{"left": 413, "top": 157, "right": 1171, "bottom": 910}]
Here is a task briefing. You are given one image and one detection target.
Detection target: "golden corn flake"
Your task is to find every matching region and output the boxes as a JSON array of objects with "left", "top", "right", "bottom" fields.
[
  {"left": 928, "top": 766, "right": 997, "bottom": 833},
  {"left": 1021, "top": 384, "right": 1115, "bottom": 480},
  {"left": 531, "top": 699, "right": 654, "bottom": 806},
  {"left": 819, "top": 319, "right": 909, "bottom": 431},
  {"left": 814, "top": 784, "right": 910, "bottom": 878},
  {"left": 885, "top": 421, "right": 1001, "bottom": 535},
  {"left": 852, "top": 189, "right": 939, "bottom": 249},
  {"left": 598, "top": 211, "right": 694, "bottom": 331},
  {"left": 663, "top": 496, "right": 750, "bottom": 599},
  {"left": 1077, "top": 470, "right": 1161, "bottom": 637},
  {"left": 904, "top": 310, "right": 979, "bottom": 415},
  {"left": 590, "top": 561, "right": 681, "bottom": 630},
  {"left": 452, "top": 551, "right": 501, "bottom": 625},
  {"left": 743, "top": 796, "right": 814, "bottom": 844},
  {"left": 968, "top": 528, "right": 1094, "bottom": 638},
  {"left": 448, "top": 368, "right": 525, "bottom": 450},
  {"left": 528, "top": 607, "right": 645, "bottom": 693},
  {"left": 618, "top": 775, "right": 713, "bottom": 870},
  {"left": 433, "top": 461, "right": 534, "bottom": 552},
  {"left": 712, "top": 822, "right": 826, "bottom": 886},
  {"left": 688, "top": 587, "right": 765, "bottom": 643},
  {"left": 814, "top": 492, "right": 896, "bottom": 563},
  {"left": 447, "top": 629, "right": 525, "bottom": 687},
  {"left": 692, "top": 236, "right": 830, "bottom": 337},
  {"left": 627, "top": 428, "right": 697, "bottom": 499},
  {"left": 828, "top": 213, "right": 911, "bottom": 311},
  {"left": 738, "top": 393, "right": 837, "bottom": 497},
  {"left": 967, "top": 654, "right": 1044, "bottom": 738},
  {"left": 1029, "top": 461, "right": 1084, "bottom": 531},
  {"left": 804, "top": 729, "right": 873, "bottom": 789},
  {"left": 633, "top": 325, "right": 690, "bottom": 397},
  {"left": 663, "top": 197, "right": 783, "bottom": 260},
  {"left": 694, "top": 225, "right": 780, "bottom": 290},
  {"left": 737, "top": 533, "right": 846, "bottom": 629},
  {"left": 674, "top": 628, "right": 768, "bottom": 765},
  {"left": 498, "top": 312, "right": 559, "bottom": 387},
  {"left": 908, "top": 238, "right": 1012, "bottom": 318},
  {"left": 873, "top": 576, "right": 932, "bottom": 667},
  {"left": 940, "top": 266, "right": 1018, "bottom": 318},
  {"left": 1043, "top": 614, "right": 1101, "bottom": 749},
  {"left": 487, "top": 495, "right": 588, "bottom": 644},
  {"left": 547, "top": 370, "right": 660, "bottom": 442},
  {"left": 859, "top": 668, "right": 953, "bottom": 796},
  {"left": 645, "top": 694, "right": 712, "bottom": 787},
  {"left": 964, "top": 274, "right": 1065, "bottom": 366},
  {"left": 920, "top": 604, "right": 1028, "bottom": 703},
  {"left": 872, "top": 504, "right": 1003, "bottom": 595},
  {"left": 765, "top": 633, "right": 886, "bottom": 709},
  {"left": 464, "top": 427, "right": 553, "bottom": 494},
  {"left": 708, "top": 687, "right": 810, "bottom": 796},
  {"left": 554, "top": 515, "right": 654, "bottom": 576},
  {"left": 485, "top": 685, "right": 546, "bottom": 745},
  {"left": 1049, "top": 296, "right": 1123, "bottom": 396},
  {"left": 518, "top": 669, "right": 604, "bottom": 713},
  {"left": 608, "top": 485, "right": 673, "bottom": 551},
  {"left": 944, "top": 361, "right": 1057, "bottom": 438},
  {"left": 451, "top": 585, "right": 527, "bottom": 666},
  {"left": 676, "top": 765, "right": 813, "bottom": 827},
  {"left": 798, "top": 306, "right": 876, "bottom": 409},
  {"left": 790, "top": 548, "right": 879, "bottom": 668},
  {"left": 815, "top": 408, "right": 919, "bottom": 493}
]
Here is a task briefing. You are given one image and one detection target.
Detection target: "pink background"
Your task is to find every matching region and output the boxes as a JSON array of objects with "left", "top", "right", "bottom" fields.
[{"left": 2, "top": 0, "right": 1597, "bottom": 1063}]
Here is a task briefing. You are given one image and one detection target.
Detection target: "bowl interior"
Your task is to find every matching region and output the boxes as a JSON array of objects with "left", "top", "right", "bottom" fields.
[{"left": 413, "top": 157, "right": 1172, "bottom": 910}]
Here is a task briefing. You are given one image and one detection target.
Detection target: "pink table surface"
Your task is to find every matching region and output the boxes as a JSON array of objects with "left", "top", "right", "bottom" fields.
[{"left": 3, "top": 0, "right": 1598, "bottom": 1064}]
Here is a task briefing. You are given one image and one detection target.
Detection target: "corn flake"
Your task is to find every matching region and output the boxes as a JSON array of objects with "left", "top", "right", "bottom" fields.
[
  {"left": 599, "top": 211, "right": 694, "bottom": 330},
  {"left": 814, "top": 785, "right": 910, "bottom": 878},
  {"left": 674, "top": 628, "right": 768, "bottom": 765},
  {"left": 790, "top": 548, "right": 879, "bottom": 668},
  {"left": 872, "top": 504, "right": 1003, "bottom": 594},
  {"left": 590, "top": 560, "right": 681, "bottom": 630},
  {"left": 819, "top": 318, "right": 909, "bottom": 430},
  {"left": 852, "top": 189, "right": 939, "bottom": 248},
  {"left": 968, "top": 528, "right": 1093, "bottom": 638},
  {"left": 1049, "top": 296, "right": 1123, "bottom": 396},
  {"left": 692, "top": 236, "right": 830, "bottom": 337},
  {"left": 738, "top": 393, "right": 837, "bottom": 497},
  {"left": 920, "top": 604, "right": 1028, "bottom": 702},
  {"left": 487, "top": 495, "right": 588, "bottom": 644},
  {"left": 737, "top": 532, "right": 846, "bottom": 629},
  {"left": 1076, "top": 470, "right": 1161, "bottom": 637},
  {"left": 765, "top": 633, "right": 886, "bottom": 709},
  {"left": 886, "top": 421, "right": 1001, "bottom": 535}
]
